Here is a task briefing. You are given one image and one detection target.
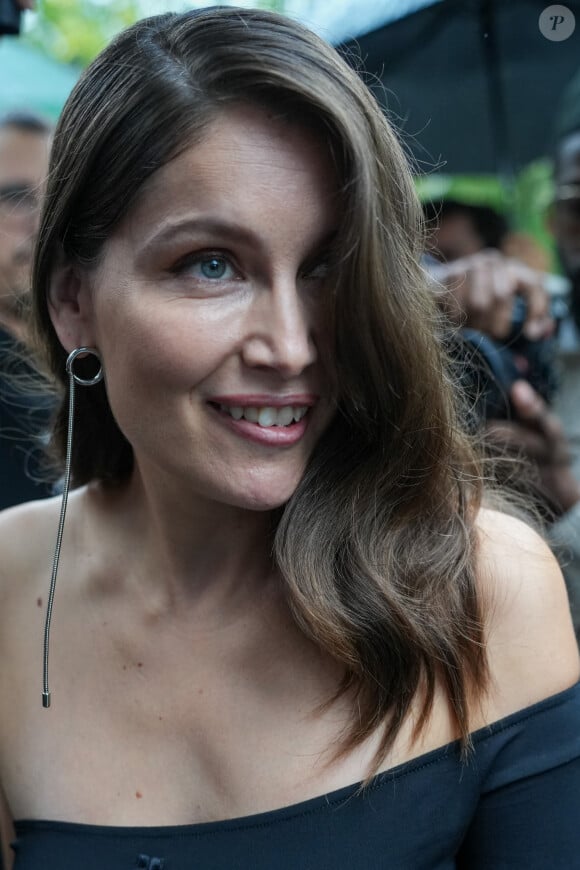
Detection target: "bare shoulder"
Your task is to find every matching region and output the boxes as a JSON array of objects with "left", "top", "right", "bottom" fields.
[
  {"left": 0, "top": 496, "right": 61, "bottom": 594},
  {"left": 475, "top": 507, "right": 580, "bottom": 719},
  {"left": 0, "top": 500, "right": 61, "bottom": 869}
]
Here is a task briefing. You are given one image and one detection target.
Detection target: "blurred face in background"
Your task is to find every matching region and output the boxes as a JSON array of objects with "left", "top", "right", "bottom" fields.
[
  {"left": 0, "top": 123, "right": 50, "bottom": 333},
  {"left": 554, "top": 132, "right": 580, "bottom": 326},
  {"left": 427, "top": 212, "right": 485, "bottom": 262}
]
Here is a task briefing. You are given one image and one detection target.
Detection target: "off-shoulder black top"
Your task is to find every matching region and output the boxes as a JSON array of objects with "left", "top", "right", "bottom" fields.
[{"left": 11, "top": 682, "right": 580, "bottom": 869}]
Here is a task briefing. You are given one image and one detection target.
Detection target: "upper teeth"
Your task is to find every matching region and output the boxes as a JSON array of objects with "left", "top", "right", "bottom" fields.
[{"left": 219, "top": 405, "right": 308, "bottom": 427}]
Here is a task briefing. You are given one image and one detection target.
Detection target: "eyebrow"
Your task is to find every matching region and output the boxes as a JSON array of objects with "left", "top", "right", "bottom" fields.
[
  {"left": 138, "top": 216, "right": 338, "bottom": 263},
  {"left": 140, "top": 217, "right": 262, "bottom": 253}
]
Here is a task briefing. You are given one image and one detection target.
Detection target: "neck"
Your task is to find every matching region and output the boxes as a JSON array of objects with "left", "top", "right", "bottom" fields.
[{"left": 88, "top": 465, "right": 280, "bottom": 619}]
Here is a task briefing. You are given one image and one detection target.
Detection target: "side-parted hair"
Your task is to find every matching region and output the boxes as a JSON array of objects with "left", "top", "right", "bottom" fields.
[{"left": 32, "top": 6, "right": 486, "bottom": 776}]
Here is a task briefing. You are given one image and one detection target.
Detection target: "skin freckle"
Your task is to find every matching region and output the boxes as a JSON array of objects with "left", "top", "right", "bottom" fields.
[
  {"left": 36, "top": 597, "right": 42, "bottom": 607},
  {"left": 135, "top": 791, "right": 143, "bottom": 799}
]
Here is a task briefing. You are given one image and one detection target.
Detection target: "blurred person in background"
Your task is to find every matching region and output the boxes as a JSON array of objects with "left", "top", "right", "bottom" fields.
[
  {"left": 551, "top": 68, "right": 580, "bottom": 473},
  {"left": 424, "top": 196, "right": 580, "bottom": 639},
  {"left": 423, "top": 198, "right": 553, "bottom": 337},
  {"left": 0, "top": 110, "right": 53, "bottom": 508},
  {"left": 424, "top": 197, "right": 551, "bottom": 272},
  {"left": 423, "top": 198, "right": 509, "bottom": 263},
  {"left": 532, "top": 66, "right": 580, "bottom": 635}
]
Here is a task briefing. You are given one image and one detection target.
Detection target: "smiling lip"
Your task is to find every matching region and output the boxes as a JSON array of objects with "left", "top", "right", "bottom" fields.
[
  {"left": 207, "top": 394, "right": 317, "bottom": 446},
  {"left": 209, "top": 394, "right": 317, "bottom": 407}
]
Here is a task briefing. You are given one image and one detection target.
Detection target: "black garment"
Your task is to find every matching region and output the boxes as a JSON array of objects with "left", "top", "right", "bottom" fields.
[
  {"left": 11, "top": 682, "right": 580, "bottom": 869},
  {"left": 0, "top": 329, "right": 53, "bottom": 509}
]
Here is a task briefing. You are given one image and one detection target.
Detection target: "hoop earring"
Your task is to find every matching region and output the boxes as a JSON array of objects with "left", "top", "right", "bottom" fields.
[{"left": 42, "top": 347, "right": 103, "bottom": 709}]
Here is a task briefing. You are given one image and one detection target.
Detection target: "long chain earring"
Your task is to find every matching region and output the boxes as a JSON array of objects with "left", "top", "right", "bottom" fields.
[{"left": 42, "top": 346, "right": 104, "bottom": 709}]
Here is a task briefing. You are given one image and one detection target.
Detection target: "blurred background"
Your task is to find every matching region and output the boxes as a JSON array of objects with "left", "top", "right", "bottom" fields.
[{"left": 2, "top": 0, "right": 579, "bottom": 266}]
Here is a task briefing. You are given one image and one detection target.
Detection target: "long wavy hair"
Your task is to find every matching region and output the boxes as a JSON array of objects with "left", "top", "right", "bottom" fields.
[{"left": 32, "top": 6, "right": 487, "bottom": 773}]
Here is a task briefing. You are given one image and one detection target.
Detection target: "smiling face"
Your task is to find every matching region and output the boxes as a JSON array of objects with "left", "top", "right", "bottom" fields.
[{"left": 52, "top": 104, "right": 339, "bottom": 511}]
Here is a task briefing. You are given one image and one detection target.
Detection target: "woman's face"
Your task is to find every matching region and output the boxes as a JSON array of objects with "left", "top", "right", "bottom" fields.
[{"left": 61, "top": 104, "right": 339, "bottom": 511}]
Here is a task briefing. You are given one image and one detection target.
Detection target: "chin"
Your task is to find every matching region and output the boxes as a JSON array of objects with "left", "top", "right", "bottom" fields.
[
  {"left": 226, "top": 489, "right": 296, "bottom": 513},
  {"left": 217, "top": 472, "right": 304, "bottom": 513}
]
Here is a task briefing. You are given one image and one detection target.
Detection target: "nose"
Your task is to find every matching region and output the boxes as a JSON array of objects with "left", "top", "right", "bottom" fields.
[{"left": 241, "top": 276, "right": 319, "bottom": 377}]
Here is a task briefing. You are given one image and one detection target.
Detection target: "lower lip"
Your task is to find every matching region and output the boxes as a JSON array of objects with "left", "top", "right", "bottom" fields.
[{"left": 208, "top": 404, "right": 310, "bottom": 446}]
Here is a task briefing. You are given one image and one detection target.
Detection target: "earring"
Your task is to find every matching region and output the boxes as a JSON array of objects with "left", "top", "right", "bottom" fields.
[{"left": 42, "top": 347, "right": 103, "bottom": 709}]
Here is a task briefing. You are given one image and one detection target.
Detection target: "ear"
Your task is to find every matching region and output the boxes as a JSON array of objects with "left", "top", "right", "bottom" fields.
[{"left": 48, "top": 261, "right": 97, "bottom": 353}]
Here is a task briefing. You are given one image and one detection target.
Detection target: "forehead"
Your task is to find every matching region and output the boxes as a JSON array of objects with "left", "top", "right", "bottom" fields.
[
  {"left": 116, "top": 104, "right": 339, "bottom": 240},
  {"left": 0, "top": 126, "right": 50, "bottom": 187},
  {"left": 556, "top": 131, "right": 580, "bottom": 182}
]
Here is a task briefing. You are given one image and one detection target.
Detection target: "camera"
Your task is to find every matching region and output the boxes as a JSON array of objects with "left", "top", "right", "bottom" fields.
[
  {"left": 450, "top": 292, "right": 566, "bottom": 427},
  {"left": 456, "top": 327, "right": 560, "bottom": 425},
  {"left": 0, "top": 0, "right": 21, "bottom": 36}
]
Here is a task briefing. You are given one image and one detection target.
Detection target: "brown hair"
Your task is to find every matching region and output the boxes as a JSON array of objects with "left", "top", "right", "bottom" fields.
[{"left": 32, "top": 6, "right": 486, "bottom": 775}]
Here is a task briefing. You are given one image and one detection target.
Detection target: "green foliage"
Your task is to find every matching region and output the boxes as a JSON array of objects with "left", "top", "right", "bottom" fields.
[
  {"left": 416, "top": 173, "right": 509, "bottom": 214},
  {"left": 25, "top": 0, "right": 144, "bottom": 67},
  {"left": 24, "top": 0, "right": 288, "bottom": 68},
  {"left": 255, "top": 0, "right": 287, "bottom": 10}
]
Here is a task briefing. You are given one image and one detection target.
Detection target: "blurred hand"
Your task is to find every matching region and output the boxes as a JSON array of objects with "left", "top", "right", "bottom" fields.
[
  {"left": 429, "top": 250, "right": 553, "bottom": 341},
  {"left": 486, "top": 380, "right": 580, "bottom": 515},
  {"left": 501, "top": 231, "right": 551, "bottom": 272},
  {"left": 16, "top": 0, "right": 35, "bottom": 8}
]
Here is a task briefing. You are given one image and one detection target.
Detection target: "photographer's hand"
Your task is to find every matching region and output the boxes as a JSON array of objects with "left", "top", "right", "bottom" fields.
[
  {"left": 429, "top": 250, "right": 552, "bottom": 341},
  {"left": 486, "top": 380, "right": 580, "bottom": 515}
]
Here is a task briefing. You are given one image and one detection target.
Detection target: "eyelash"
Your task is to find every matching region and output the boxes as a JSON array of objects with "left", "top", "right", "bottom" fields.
[
  {"left": 171, "top": 250, "right": 332, "bottom": 284},
  {"left": 173, "top": 251, "right": 240, "bottom": 281},
  {"left": 303, "top": 259, "right": 330, "bottom": 280}
]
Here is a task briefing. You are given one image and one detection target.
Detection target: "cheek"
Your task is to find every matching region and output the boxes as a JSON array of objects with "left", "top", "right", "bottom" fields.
[{"left": 96, "top": 302, "right": 237, "bottom": 410}]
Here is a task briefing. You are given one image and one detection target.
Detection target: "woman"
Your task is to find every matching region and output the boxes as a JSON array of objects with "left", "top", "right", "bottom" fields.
[{"left": 0, "top": 7, "right": 578, "bottom": 868}]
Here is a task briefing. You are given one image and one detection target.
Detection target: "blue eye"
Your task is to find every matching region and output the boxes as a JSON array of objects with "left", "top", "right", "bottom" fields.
[
  {"left": 199, "top": 256, "right": 230, "bottom": 279},
  {"left": 175, "top": 253, "right": 238, "bottom": 282}
]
